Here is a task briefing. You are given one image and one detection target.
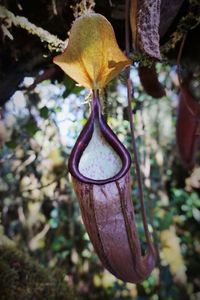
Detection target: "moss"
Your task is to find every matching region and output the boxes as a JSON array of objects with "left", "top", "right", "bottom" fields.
[
  {"left": 0, "top": 246, "right": 77, "bottom": 300},
  {"left": 131, "top": 51, "right": 155, "bottom": 67}
]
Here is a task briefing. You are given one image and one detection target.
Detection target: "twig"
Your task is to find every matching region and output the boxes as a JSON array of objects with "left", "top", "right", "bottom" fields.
[
  {"left": 51, "top": 0, "right": 58, "bottom": 16},
  {"left": 125, "top": 0, "right": 130, "bottom": 56},
  {"left": 176, "top": 33, "right": 187, "bottom": 85},
  {"left": 103, "top": 88, "right": 108, "bottom": 122},
  {"left": 0, "top": 5, "right": 66, "bottom": 52}
]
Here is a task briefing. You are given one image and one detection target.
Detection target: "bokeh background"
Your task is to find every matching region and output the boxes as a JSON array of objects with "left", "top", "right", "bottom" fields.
[{"left": 1, "top": 65, "right": 200, "bottom": 300}]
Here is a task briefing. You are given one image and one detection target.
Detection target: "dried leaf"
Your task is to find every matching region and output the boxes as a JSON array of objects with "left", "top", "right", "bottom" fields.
[
  {"left": 53, "top": 13, "right": 131, "bottom": 89},
  {"left": 130, "top": 0, "right": 161, "bottom": 60}
]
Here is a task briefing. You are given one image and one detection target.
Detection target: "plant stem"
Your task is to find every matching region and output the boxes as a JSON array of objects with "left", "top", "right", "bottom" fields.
[
  {"left": 125, "top": 0, "right": 152, "bottom": 245},
  {"left": 177, "top": 33, "right": 187, "bottom": 85}
]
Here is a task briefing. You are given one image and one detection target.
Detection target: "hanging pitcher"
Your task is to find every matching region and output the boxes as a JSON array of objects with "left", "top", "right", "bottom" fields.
[{"left": 68, "top": 90, "right": 156, "bottom": 283}]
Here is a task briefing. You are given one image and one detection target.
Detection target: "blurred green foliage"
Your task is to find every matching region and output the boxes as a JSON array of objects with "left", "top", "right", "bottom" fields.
[{"left": 0, "top": 65, "right": 200, "bottom": 300}]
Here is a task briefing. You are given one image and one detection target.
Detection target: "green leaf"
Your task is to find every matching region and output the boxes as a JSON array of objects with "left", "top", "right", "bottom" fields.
[
  {"left": 160, "top": 211, "right": 174, "bottom": 230},
  {"left": 40, "top": 106, "right": 49, "bottom": 119},
  {"left": 5, "top": 141, "right": 17, "bottom": 149},
  {"left": 54, "top": 106, "right": 62, "bottom": 113},
  {"left": 24, "top": 121, "right": 38, "bottom": 136}
]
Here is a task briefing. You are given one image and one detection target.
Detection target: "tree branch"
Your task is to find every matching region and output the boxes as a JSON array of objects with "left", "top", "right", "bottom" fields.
[{"left": 0, "top": 5, "right": 66, "bottom": 52}]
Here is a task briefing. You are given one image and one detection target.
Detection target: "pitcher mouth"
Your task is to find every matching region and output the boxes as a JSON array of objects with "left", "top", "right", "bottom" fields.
[{"left": 68, "top": 91, "right": 131, "bottom": 185}]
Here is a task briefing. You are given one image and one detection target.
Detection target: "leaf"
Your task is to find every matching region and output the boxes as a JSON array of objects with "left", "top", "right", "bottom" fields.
[
  {"left": 40, "top": 106, "right": 49, "bottom": 119},
  {"left": 5, "top": 141, "right": 17, "bottom": 149},
  {"left": 24, "top": 121, "right": 38, "bottom": 136},
  {"left": 53, "top": 13, "right": 131, "bottom": 89},
  {"left": 192, "top": 207, "right": 200, "bottom": 222},
  {"left": 160, "top": 211, "right": 174, "bottom": 230}
]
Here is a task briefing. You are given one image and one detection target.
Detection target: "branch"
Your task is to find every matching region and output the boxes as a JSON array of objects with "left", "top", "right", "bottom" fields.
[
  {"left": 0, "top": 5, "right": 66, "bottom": 52},
  {"left": 0, "top": 54, "right": 46, "bottom": 104}
]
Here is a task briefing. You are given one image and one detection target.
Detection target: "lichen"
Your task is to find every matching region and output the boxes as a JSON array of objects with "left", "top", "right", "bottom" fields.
[
  {"left": 71, "top": 0, "right": 96, "bottom": 19},
  {"left": 0, "top": 5, "right": 66, "bottom": 52}
]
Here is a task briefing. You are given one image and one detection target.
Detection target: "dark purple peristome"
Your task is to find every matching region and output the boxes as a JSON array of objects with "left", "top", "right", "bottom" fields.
[{"left": 68, "top": 90, "right": 131, "bottom": 184}]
